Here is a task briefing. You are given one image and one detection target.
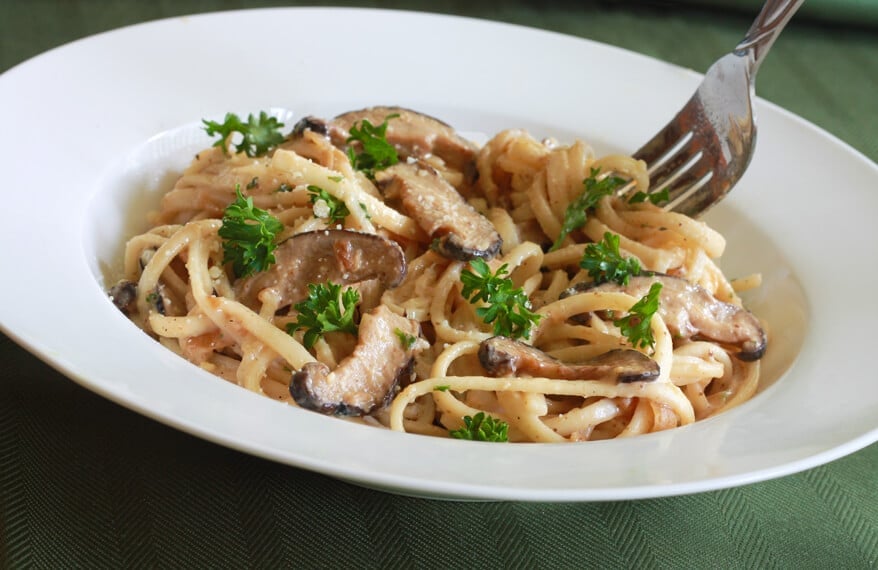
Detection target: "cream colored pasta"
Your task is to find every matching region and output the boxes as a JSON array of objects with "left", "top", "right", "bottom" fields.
[{"left": 115, "top": 110, "right": 763, "bottom": 443}]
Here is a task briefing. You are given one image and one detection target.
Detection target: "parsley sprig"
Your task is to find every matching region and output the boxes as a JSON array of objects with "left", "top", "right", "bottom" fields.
[
  {"left": 345, "top": 114, "right": 399, "bottom": 179},
  {"left": 449, "top": 412, "right": 509, "bottom": 442},
  {"left": 203, "top": 111, "right": 285, "bottom": 157},
  {"left": 460, "top": 259, "right": 541, "bottom": 340},
  {"left": 307, "top": 185, "right": 350, "bottom": 225},
  {"left": 614, "top": 281, "right": 663, "bottom": 350},
  {"left": 219, "top": 187, "right": 284, "bottom": 278},
  {"left": 580, "top": 232, "right": 641, "bottom": 286},
  {"left": 551, "top": 168, "right": 626, "bottom": 251},
  {"left": 286, "top": 282, "right": 360, "bottom": 349}
]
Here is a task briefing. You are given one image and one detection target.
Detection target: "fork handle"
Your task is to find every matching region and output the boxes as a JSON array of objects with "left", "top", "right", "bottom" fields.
[{"left": 736, "top": 0, "right": 805, "bottom": 72}]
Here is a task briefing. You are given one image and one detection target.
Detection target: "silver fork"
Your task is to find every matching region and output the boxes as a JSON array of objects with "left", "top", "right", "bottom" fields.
[{"left": 622, "top": 0, "right": 804, "bottom": 217}]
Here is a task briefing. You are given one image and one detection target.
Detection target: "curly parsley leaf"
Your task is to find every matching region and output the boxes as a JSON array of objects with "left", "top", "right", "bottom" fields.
[
  {"left": 203, "top": 111, "right": 285, "bottom": 157},
  {"left": 345, "top": 114, "right": 399, "bottom": 179},
  {"left": 551, "top": 167, "right": 627, "bottom": 251},
  {"left": 307, "top": 185, "right": 350, "bottom": 225},
  {"left": 614, "top": 281, "right": 663, "bottom": 350},
  {"left": 219, "top": 187, "right": 284, "bottom": 278},
  {"left": 460, "top": 259, "right": 541, "bottom": 340},
  {"left": 580, "top": 232, "right": 641, "bottom": 286},
  {"left": 628, "top": 187, "right": 670, "bottom": 205},
  {"left": 286, "top": 282, "right": 360, "bottom": 349},
  {"left": 449, "top": 412, "right": 509, "bottom": 442}
]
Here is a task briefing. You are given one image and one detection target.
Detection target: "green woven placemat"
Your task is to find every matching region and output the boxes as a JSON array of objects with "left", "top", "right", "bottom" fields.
[{"left": 2, "top": 332, "right": 876, "bottom": 567}]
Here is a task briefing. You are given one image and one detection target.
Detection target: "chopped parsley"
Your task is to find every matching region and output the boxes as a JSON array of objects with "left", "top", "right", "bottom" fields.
[
  {"left": 551, "top": 168, "right": 626, "bottom": 251},
  {"left": 614, "top": 281, "right": 663, "bottom": 350},
  {"left": 460, "top": 259, "right": 541, "bottom": 340},
  {"left": 394, "top": 328, "right": 417, "bottom": 349},
  {"left": 345, "top": 114, "right": 399, "bottom": 179},
  {"left": 628, "top": 187, "right": 670, "bottom": 205},
  {"left": 307, "top": 185, "right": 350, "bottom": 225},
  {"left": 580, "top": 232, "right": 641, "bottom": 286},
  {"left": 144, "top": 289, "right": 165, "bottom": 315},
  {"left": 286, "top": 282, "right": 360, "bottom": 349},
  {"left": 203, "top": 111, "right": 285, "bottom": 157},
  {"left": 449, "top": 412, "right": 509, "bottom": 442},
  {"left": 218, "top": 187, "right": 283, "bottom": 278}
]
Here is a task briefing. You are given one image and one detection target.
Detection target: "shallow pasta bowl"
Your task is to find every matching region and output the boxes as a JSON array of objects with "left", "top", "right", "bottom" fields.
[{"left": 0, "top": 8, "right": 875, "bottom": 501}]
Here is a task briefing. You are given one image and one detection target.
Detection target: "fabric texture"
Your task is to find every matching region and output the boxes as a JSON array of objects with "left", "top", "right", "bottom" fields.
[{"left": 1, "top": 1, "right": 876, "bottom": 568}]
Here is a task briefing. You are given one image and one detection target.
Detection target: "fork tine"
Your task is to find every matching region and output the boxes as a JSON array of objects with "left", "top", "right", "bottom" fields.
[
  {"left": 613, "top": 128, "right": 703, "bottom": 204},
  {"left": 664, "top": 171, "right": 714, "bottom": 214},
  {"left": 648, "top": 148, "right": 703, "bottom": 198},
  {"left": 667, "top": 171, "right": 733, "bottom": 217},
  {"left": 632, "top": 102, "right": 695, "bottom": 167},
  {"left": 643, "top": 131, "right": 695, "bottom": 176},
  {"left": 625, "top": 97, "right": 707, "bottom": 204}
]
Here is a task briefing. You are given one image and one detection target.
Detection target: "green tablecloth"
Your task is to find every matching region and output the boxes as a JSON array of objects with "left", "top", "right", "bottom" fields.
[{"left": 1, "top": 1, "right": 876, "bottom": 567}]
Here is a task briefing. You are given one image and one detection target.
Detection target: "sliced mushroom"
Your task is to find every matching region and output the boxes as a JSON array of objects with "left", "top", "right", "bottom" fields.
[
  {"left": 290, "top": 305, "right": 424, "bottom": 415},
  {"left": 285, "top": 117, "right": 351, "bottom": 172},
  {"left": 108, "top": 280, "right": 137, "bottom": 315},
  {"left": 328, "top": 106, "right": 479, "bottom": 172},
  {"left": 478, "top": 336, "right": 660, "bottom": 383},
  {"left": 375, "top": 161, "right": 502, "bottom": 261},
  {"left": 565, "top": 274, "right": 767, "bottom": 361},
  {"left": 290, "top": 115, "right": 329, "bottom": 138},
  {"left": 234, "top": 230, "right": 406, "bottom": 310}
]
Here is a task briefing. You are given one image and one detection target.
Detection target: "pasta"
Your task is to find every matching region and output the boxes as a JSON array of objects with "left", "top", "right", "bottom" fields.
[{"left": 110, "top": 106, "right": 766, "bottom": 443}]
